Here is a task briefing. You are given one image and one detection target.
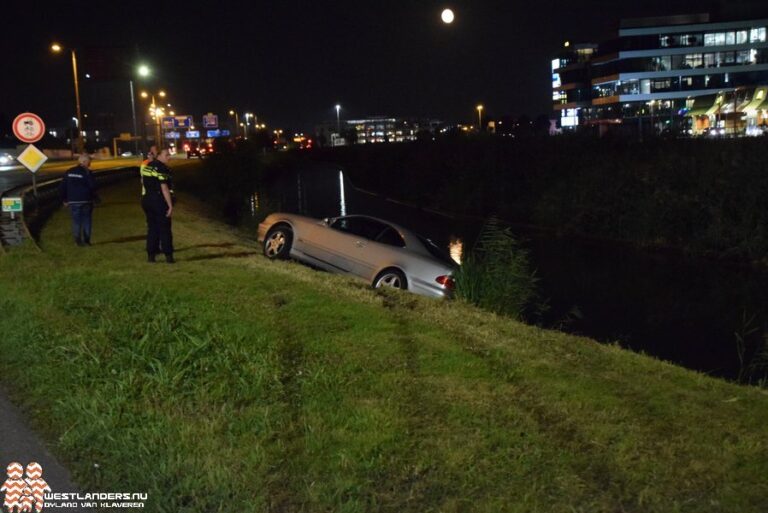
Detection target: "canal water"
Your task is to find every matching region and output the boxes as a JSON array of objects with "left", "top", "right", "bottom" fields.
[{"left": 239, "top": 163, "right": 768, "bottom": 381}]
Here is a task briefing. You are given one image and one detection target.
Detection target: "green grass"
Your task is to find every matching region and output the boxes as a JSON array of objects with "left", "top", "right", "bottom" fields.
[{"left": 0, "top": 180, "right": 767, "bottom": 512}]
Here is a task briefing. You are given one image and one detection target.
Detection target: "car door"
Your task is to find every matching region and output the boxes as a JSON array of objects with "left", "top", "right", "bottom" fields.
[
  {"left": 321, "top": 216, "right": 373, "bottom": 274},
  {"left": 331, "top": 217, "right": 410, "bottom": 280}
]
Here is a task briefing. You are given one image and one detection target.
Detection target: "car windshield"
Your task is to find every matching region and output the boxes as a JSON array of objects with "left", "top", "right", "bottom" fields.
[{"left": 415, "top": 235, "right": 457, "bottom": 267}]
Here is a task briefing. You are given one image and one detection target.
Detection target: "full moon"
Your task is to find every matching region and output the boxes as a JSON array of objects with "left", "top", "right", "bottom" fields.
[{"left": 441, "top": 8, "right": 455, "bottom": 24}]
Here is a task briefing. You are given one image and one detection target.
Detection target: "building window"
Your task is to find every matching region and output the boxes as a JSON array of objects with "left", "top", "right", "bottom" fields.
[
  {"left": 736, "top": 50, "right": 752, "bottom": 64},
  {"left": 684, "top": 54, "right": 703, "bottom": 68},
  {"left": 751, "top": 27, "right": 766, "bottom": 43},
  {"left": 737, "top": 30, "right": 749, "bottom": 44},
  {"left": 704, "top": 53, "right": 716, "bottom": 67},
  {"left": 653, "top": 55, "right": 671, "bottom": 71}
]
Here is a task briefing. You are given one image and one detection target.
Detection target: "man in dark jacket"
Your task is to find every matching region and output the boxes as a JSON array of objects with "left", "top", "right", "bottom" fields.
[
  {"left": 140, "top": 148, "right": 175, "bottom": 263},
  {"left": 60, "top": 154, "right": 97, "bottom": 246}
]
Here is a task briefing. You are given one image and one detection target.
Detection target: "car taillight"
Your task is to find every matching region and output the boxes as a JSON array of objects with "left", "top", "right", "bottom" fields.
[{"left": 436, "top": 275, "right": 454, "bottom": 290}]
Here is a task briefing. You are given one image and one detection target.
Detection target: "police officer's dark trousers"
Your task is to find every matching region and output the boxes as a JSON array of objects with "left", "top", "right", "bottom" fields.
[{"left": 141, "top": 193, "right": 173, "bottom": 257}]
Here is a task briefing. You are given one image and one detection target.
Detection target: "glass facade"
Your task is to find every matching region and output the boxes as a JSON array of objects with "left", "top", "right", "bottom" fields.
[{"left": 553, "top": 15, "right": 768, "bottom": 135}]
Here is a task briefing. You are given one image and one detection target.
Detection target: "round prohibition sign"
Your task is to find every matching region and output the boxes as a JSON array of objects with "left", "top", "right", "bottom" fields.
[{"left": 13, "top": 113, "right": 46, "bottom": 143}]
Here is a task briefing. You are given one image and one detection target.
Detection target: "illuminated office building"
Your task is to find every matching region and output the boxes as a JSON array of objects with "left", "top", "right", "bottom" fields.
[{"left": 553, "top": 12, "right": 768, "bottom": 135}]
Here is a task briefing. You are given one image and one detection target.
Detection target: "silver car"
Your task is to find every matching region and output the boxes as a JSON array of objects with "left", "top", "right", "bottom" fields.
[{"left": 257, "top": 213, "right": 456, "bottom": 298}]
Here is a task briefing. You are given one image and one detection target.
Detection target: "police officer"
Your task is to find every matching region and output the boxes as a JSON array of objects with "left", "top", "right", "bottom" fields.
[
  {"left": 60, "top": 154, "right": 97, "bottom": 246},
  {"left": 141, "top": 148, "right": 175, "bottom": 263}
]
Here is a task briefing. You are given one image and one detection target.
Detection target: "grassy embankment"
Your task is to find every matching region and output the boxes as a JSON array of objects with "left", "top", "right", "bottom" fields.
[{"left": 0, "top": 178, "right": 767, "bottom": 512}]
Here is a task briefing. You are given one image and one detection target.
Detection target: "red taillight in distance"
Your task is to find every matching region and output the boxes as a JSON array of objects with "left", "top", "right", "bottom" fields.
[{"left": 436, "top": 275, "right": 455, "bottom": 290}]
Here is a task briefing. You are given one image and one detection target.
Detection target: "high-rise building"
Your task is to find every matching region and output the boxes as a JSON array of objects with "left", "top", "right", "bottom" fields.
[{"left": 553, "top": 12, "right": 768, "bottom": 136}]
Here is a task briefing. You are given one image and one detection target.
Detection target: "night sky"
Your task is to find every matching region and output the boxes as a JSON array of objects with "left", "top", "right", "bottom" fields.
[{"left": 3, "top": 0, "right": 748, "bottom": 133}]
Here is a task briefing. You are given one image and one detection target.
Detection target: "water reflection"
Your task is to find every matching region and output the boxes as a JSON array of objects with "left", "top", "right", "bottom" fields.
[
  {"left": 339, "top": 170, "right": 347, "bottom": 216},
  {"left": 449, "top": 237, "right": 463, "bottom": 265},
  {"left": 249, "top": 192, "right": 260, "bottom": 217}
]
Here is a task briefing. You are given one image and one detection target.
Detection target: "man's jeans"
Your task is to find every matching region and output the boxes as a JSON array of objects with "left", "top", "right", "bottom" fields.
[{"left": 69, "top": 203, "right": 93, "bottom": 243}]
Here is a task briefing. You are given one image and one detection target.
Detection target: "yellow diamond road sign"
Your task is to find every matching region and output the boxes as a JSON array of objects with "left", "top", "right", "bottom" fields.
[{"left": 17, "top": 144, "right": 48, "bottom": 173}]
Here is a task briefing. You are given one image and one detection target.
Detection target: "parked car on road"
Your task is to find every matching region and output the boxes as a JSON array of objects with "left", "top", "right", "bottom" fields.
[{"left": 258, "top": 213, "right": 456, "bottom": 298}]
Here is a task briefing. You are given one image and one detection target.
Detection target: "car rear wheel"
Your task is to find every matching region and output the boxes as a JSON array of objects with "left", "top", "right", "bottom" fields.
[
  {"left": 264, "top": 225, "right": 293, "bottom": 259},
  {"left": 373, "top": 269, "right": 407, "bottom": 290}
]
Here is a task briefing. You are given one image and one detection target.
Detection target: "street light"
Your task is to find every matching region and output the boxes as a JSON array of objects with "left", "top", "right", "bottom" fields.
[
  {"left": 51, "top": 42, "right": 84, "bottom": 153},
  {"left": 229, "top": 110, "right": 241, "bottom": 137},
  {"left": 335, "top": 104, "right": 341, "bottom": 135},
  {"left": 140, "top": 89, "right": 169, "bottom": 149},
  {"left": 476, "top": 104, "right": 484, "bottom": 131},
  {"left": 244, "top": 112, "right": 255, "bottom": 139}
]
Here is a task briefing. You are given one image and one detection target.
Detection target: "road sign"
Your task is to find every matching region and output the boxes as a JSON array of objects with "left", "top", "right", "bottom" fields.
[
  {"left": 203, "top": 113, "right": 218, "bottom": 128},
  {"left": 162, "top": 116, "right": 194, "bottom": 129},
  {"left": 1, "top": 197, "right": 22, "bottom": 213},
  {"left": 165, "top": 131, "right": 181, "bottom": 139},
  {"left": 12, "top": 113, "right": 46, "bottom": 143},
  {"left": 16, "top": 144, "right": 48, "bottom": 173},
  {"left": 206, "top": 130, "right": 221, "bottom": 138},
  {"left": 186, "top": 130, "right": 200, "bottom": 139}
]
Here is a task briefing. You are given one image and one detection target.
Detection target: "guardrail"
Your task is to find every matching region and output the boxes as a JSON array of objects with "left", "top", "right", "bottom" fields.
[{"left": 0, "top": 167, "right": 138, "bottom": 248}]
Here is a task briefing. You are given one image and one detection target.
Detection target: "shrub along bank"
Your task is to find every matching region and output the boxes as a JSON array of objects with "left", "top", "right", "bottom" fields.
[
  {"left": 0, "top": 182, "right": 767, "bottom": 511},
  {"left": 310, "top": 135, "right": 768, "bottom": 262}
]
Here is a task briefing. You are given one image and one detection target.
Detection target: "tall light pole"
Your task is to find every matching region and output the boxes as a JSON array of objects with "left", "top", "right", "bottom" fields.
[
  {"left": 141, "top": 89, "right": 167, "bottom": 149},
  {"left": 51, "top": 43, "right": 84, "bottom": 153},
  {"left": 476, "top": 104, "right": 484, "bottom": 131},
  {"left": 244, "top": 112, "right": 253, "bottom": 139},
  {"left": 229, "top": 110, "right": 240, "bottom": 137},
  {"left": 131, "top": 64, "right": 152, "bottom": 154}
]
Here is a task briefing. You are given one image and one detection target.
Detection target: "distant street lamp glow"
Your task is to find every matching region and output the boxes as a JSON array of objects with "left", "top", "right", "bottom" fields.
[
  {"left": 138, "top": 65, "right": 150, "bottom": 77},
  {"left": 476, "top": 104, "right": 484, "bottom": 130},
  {"left": 441, "top": 8, "right": 455, "bottom": 24}
]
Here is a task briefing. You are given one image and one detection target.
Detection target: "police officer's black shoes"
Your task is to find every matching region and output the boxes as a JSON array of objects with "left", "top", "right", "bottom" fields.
[
  {"left": 147, "top": 253, "right": 157, "bottom": 263},
  {"left": 165, "top": 254, "right": 175, "bottom": 264}
]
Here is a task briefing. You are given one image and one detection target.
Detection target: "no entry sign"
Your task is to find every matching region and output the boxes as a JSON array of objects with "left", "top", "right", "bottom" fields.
[{"left": 13, "top": 113, "right": 46, "bottom": 143}]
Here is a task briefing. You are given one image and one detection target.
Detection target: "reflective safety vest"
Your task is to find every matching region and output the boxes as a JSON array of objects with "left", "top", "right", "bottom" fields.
[{"left": 140, "top": 161, "right": 172, "bottom": 196}]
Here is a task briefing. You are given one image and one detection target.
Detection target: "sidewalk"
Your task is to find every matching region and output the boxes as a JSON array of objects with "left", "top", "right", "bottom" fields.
[{"left": 0, "top": 389, "right": 91, "bottom": 512}]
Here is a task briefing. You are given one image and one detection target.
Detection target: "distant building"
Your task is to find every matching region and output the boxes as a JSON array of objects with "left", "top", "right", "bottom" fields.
[
  {"left": 553, "top": 12, "right": 768, "bottom": 136},
  {"left": 315, "top": 117, "right": 441, "bottom": 147}
]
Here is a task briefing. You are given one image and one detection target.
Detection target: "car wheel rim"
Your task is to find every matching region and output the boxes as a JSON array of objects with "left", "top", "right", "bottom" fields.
[
  {"left": 266, "top": 232, "right": 285, "bottom": 257},
  {"left": 377, "top": 273, "right": 402, "bottom": 289}
]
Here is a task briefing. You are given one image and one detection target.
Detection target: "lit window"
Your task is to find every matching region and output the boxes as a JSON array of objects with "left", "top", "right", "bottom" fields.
[{"left": 750, "top": 27, "right": 766, "bottom": 43}]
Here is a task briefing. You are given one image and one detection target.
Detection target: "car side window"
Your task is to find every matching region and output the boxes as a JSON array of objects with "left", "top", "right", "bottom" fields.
[
  {"left": 331, "top": 217, "right": 366, "bottom": 236},
  {"left": 331, "top": 217, "right": 388, "bottom": 241},
  {"left": 376, "top": 227, "right": 405, "bottom": 247}
]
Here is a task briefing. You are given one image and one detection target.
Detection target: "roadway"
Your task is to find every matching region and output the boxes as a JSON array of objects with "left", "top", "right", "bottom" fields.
[
  {"left": 0, "top": 155, "right": 195, "bottom": 195},
  {"left": 0, "top": 157, "right": 142, "bottom": 195}
]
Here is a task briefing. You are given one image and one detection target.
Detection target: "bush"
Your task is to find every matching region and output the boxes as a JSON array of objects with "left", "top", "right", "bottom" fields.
[{"left": 454, "top": 217, "right": 540, "bottom": 320}]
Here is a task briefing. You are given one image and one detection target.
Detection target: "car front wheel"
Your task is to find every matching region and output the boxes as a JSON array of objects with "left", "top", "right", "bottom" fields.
[
  {"left": 264, "top": 225, "right": 293, "bottom": 259},
  {"left": 373, "top": 269, "right": 407, "bottom": 290}
]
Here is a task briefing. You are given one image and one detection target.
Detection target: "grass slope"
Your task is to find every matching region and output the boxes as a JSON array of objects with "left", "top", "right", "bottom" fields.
[{"left": 0, "top": 181, "right": 766, "bottom": 513}]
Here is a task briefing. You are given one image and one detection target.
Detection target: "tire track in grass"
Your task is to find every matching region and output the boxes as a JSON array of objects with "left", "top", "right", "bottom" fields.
[
  {"left": 368, "top": 291, "right": 447, "bottom": 512},
  {"left": 264, "top": 293, "right": 307, "bottom": 512},
  {"left": 451, "top": 330, "right": 638, "bottom": 511}
]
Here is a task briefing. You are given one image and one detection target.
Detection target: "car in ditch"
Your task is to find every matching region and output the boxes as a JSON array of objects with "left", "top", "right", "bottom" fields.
[{"left": 257, "top": 213, "right": 456, "bottom": 298}]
